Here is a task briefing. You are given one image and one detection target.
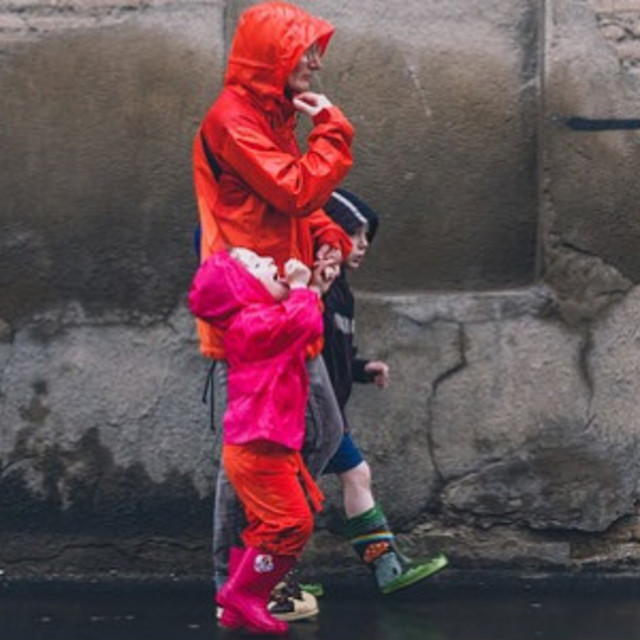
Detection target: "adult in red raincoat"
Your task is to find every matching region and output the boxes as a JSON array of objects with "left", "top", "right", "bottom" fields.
[
  {"left": 192, "top": 0, "right": 354, "bottom": 619},
  {"left": 193, "top": 0, "right": 354, "bottom": 361}
]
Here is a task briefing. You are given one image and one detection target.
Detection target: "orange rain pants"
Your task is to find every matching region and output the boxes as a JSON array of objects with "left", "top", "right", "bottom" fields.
[{"left": 223, "top": 441, "right": 324, "bottom": 557}]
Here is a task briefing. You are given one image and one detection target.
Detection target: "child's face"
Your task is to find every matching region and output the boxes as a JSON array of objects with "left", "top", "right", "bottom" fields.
[
  {"left": 345, "top": 226, "right": 369, "bottom": 270},
  {"left": 231, "top": 248, "right": 290, "bottom": 301}
]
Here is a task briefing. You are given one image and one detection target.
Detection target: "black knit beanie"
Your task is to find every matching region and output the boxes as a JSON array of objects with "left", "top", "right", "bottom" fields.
[{"left": 323, "top": 188, "right": 379, "bottom": 243}]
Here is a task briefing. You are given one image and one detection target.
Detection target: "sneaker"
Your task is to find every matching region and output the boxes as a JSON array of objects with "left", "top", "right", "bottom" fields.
[
  {"left": 378, "top": 552, "right": 448, "bottom": 595},
  {"left": 268, "top": 572, "right": 319, "bottom": 622}
]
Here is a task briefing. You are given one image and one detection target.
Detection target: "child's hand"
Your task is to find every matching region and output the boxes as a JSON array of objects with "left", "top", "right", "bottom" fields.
[
  {"left": 364, "top": 361, "right": 389, "bottom": 388},
  {"left": 283, "top": 258, "right": 311, "bottom": 289},
  {"left": 292, "top": 92, "right": 332, "bottom": 118},
  {"left": 310, "top": 262, "right": 339, "bottom": 295}
]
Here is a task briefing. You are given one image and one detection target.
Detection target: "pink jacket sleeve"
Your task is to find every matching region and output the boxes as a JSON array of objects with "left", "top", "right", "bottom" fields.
[{"left": 225, "top": 289, "right": 323, "bottom": 362}]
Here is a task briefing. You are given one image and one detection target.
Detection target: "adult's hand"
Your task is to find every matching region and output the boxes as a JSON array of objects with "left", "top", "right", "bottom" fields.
[
  {"left": 315, "top": 243, "right": 342, "bottom": 268},
  {"left": 313, "top": 243, "right": 342, "bottom": 292},
  {"left": 310, "top": 262, "right": 339, "bottom": 295},
  {"left": 293, "top": 92, "right": 332, "bottom": 118}
]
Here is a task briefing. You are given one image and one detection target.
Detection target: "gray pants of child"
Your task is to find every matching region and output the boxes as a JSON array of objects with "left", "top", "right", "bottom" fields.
[{"left": 211, "top": 356, "right": 344, "bottom": 590}]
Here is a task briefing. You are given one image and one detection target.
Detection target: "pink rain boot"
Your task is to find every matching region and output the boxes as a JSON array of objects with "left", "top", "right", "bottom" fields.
[
  {"left": 217, "top": 546, "right": 245, "bottom": 630},
  {"left": 217, "top": 547, "right": 296, "bottom": 635}
]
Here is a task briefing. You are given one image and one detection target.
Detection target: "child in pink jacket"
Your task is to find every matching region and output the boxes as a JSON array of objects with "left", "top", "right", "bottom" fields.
[{"left": 188, "top": 248, "right": 327, "bottom": 635}]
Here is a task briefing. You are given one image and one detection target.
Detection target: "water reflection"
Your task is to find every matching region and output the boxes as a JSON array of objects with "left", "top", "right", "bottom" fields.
[{"left": 3, "top": 584, "right": 640, "bottom": 640}]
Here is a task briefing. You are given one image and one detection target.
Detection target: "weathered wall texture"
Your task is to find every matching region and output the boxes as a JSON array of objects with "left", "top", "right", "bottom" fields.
[{"left": 2, "top": 0, "right": 640, "bottom": 585}]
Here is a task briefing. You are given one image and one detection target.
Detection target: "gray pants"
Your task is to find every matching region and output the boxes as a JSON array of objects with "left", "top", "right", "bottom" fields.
[{"left": 211, "top": 356, "right": 344, "bottom": 590}]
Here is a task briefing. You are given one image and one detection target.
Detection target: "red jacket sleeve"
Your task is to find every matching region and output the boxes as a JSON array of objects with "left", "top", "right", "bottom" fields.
[
  {"left": 307, "top": 208, "right": 353, "bottom": 258},
  {"left": 219, "top": 106, "right": 354, "bottom": 217}
]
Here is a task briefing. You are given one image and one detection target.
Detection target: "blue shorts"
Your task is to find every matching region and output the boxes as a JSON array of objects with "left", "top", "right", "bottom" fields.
[{"left": 322, "top": 432, "right": 364, "bottom": 475}]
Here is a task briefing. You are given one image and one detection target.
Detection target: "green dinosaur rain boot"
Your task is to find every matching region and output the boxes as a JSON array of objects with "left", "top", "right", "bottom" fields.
[{"left": 344, "top": 504, "right": 448, "bottom": 595}]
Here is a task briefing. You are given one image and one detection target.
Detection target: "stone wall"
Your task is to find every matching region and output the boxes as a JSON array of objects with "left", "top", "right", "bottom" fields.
[{"left": 2, "top": 0, "right": 640, "bottom": 585}]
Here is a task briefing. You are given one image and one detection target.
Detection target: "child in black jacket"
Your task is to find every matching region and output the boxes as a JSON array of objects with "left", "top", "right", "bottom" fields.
[{"left": 322, "top": 189, "right": 448, "bottom": 594}]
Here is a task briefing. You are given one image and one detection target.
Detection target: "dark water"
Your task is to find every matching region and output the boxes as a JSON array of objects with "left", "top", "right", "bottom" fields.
[{"left": 3, "top": 584, "right": 640, "bottom": 640}]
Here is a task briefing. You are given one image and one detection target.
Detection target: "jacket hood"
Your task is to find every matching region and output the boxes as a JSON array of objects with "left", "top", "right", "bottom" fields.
[
  {"left": 224, "top": 1, "right": 334, "bottom": 106},
  {"left": 188, "top": 250, "right": 274, "bottom": 330}
]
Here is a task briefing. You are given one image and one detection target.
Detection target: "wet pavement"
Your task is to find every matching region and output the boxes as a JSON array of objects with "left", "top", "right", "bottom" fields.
[{"left": 3, "top": 581, "right": 640, "bottom": 640}]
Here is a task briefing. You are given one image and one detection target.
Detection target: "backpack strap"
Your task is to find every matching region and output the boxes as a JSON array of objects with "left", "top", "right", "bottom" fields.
[{"left": 200, "top": 131, "right": 223, "bottom": 180}]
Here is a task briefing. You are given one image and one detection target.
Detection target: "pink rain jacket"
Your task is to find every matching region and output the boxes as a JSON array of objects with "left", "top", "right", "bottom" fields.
[{"left": 188, "top": 251, "right": 323, "bottom": 450}]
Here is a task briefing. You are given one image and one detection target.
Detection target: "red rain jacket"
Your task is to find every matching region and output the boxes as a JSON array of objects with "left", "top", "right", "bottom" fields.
[
  {"left": 193, "top": 1, "right": 354, "bottom": 359},
  {"left": 188, "top": 251, "right": 323, "bottom": 450}
]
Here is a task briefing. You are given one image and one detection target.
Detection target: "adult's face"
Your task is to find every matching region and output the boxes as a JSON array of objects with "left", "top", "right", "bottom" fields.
[{"left": 286, "top": 42, "right": 322, "bottom": 94}]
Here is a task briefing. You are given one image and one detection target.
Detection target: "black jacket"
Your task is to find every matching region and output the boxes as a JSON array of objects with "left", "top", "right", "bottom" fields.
[{"left": 321, "top": 270, "right": 372, "bottom": 418}]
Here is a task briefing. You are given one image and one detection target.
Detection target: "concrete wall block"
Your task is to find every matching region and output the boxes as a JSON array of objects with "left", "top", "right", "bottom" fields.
[
  {"left": 0, "top": 302, "right": 215, "bottom": 533},
  {"left": 0, "top": 6, "right": 223, "bottom": 327},
  {"left": 545, "top": 0, "right": 640, "bottom": 286},
  {"left": 346, "top": 285, "right": 640, "bottom": 534},
  {"left": 319, "top": 0, "right": 540, "bottom": 290}
]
